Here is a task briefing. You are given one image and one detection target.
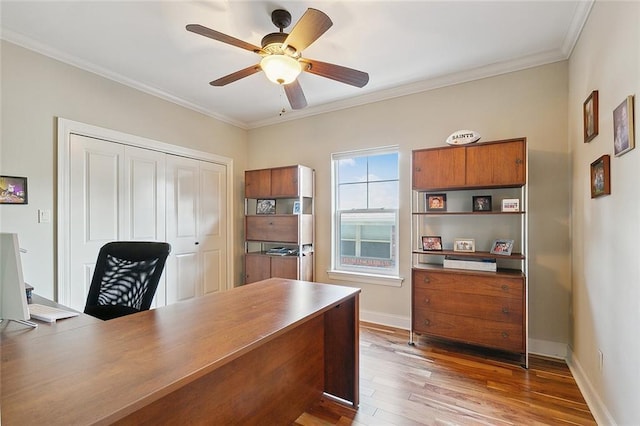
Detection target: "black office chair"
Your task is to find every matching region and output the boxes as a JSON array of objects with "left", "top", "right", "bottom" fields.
[{"left": 84, "top": 241, "right": 171, "bottom": 321}]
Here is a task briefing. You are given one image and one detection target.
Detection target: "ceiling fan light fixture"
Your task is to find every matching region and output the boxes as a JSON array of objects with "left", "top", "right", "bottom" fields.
[{"left": 260, "top": 54, "right": 302, "bottom": 85}]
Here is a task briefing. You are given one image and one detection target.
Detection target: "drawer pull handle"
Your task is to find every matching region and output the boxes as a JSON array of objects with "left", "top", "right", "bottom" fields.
[
  {"left": 423, "top": 277, "right": 430, "bottom": 283},
  {"left": 502, "top": 307, "right": 510, "bottom": 314},
  {"left": 424, "top": 319, "right": 431, "bottom": 326},
  {"left": 501, "top": 332, "right": 509, "bottom": 339},
  {"left": 424, "top": 298, "right": 430, "bottom": 304},
  {"left": 501, "top": 285, "right": 509, "bottom": 291}
]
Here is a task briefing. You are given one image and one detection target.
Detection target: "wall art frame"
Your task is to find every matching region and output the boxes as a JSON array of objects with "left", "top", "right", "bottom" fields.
[
  {"left": 0, "top": 175, "right": 28, "bottom": 205},
  {"left": 590, "top": 154, "right": 610, "bottom": 198},
  {"left": 613, "top": 95, "right": 635, "bottom": 157},
  {"left": 583, "top": 90, "right": 599, "bottom": 143}
]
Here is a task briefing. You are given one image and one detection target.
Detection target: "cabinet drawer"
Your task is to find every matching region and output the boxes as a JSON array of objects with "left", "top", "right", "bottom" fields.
[
  {"left": 412, "top": 269, "right": 523, "bottom": 299},
  {"left": 245, "top": 216, "right": 299, "bottom": 243},
  {"left": 412, "top": 310, "right": 524, "bottom": 352},
  {"left": 413, "top": 288, "right": 523, "bottom": 324}
]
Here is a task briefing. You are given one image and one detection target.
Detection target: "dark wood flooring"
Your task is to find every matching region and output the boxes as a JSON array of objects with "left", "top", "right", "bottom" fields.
[{"left": 295, "top": 322, "right": 595, "bottom": 425}]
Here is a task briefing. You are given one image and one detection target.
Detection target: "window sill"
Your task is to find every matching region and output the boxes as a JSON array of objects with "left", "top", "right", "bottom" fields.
[{"left": 326, "top": 270, "right": 404, "bottom": 287}]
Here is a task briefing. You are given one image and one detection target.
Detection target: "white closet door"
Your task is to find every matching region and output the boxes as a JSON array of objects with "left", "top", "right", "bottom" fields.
[
  {"left": 199, "top": 160, "right": 227, "bottom": 296},
  {"left": 67, "top": 136, "right": 166, "bottom": 311},
  {"left": 166, "top": 155, "right": 200, "bottom": 303},
  {"left": 68, "top": 134, "right": 124, "bottom": 311},
  {"left": 165, "top": 155, "right": 227, "bottom": 303},
  {"left": 124, "top": 146, "right": 167, "bottom": 307}
]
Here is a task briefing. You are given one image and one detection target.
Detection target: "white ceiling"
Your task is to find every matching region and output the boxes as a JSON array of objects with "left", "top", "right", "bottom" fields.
[{"left": 1, "top": 1, "right": 593, "bottom": 129}]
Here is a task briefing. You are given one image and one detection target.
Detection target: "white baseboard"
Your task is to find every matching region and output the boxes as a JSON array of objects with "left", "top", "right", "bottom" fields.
[
  {"left": 359, "top": 309, "right": 410, "bottom": 330},
  {"left": 528, "top": 338, "right": 567, "bottom": 359},
  {"left": 566, "top": 348, "right": 616, "bottom": 426}
]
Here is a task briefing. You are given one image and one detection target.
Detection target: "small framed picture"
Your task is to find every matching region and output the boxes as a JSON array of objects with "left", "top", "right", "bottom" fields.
[
  {"left": 256, "top": 199, "right": 276, "bottom": 214},
  {"left": 583, "top": 90, "right": 599, "bottom": 143},
  {"left": 590, "top": 154, "right": 611, "bottom": 198},
  {"left": 426, "top": 193, "right": 447, "bottom": 211},
  {"left": 501, "top": 198, "right": 520, "bottom": 212},
  {"left": 490, "top": 239, "right": 514, "bottom": 255},
  {"left": 0, "top": 175, "right": 28, "bottom": 205},
  {"left": 292, "top": 201, "right": 301, "bottom": 214},
  {"left": 421, "top": 236, "right": 443, "bottom": 251},
  {"left": 453, "top": 238, "right": 475, "bottom": 253},
  {"left": 613, "top": 95, "right": 635, "bottom": 157},
  {"left": 472, "top": 195, "right": 492, "bottom": 212}
]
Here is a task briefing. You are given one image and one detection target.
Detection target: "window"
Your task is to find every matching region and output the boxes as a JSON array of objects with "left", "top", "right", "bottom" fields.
[{"left": 331, "top": 147, "right": 399, "bottom": 278}]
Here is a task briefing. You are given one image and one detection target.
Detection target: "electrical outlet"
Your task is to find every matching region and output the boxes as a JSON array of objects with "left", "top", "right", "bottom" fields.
[{"left": 598, "top": 350, "right": 604, "bottom": 372}]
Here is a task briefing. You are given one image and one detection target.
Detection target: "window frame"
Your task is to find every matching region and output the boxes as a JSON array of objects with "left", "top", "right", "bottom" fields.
[{"left": 329, "top": 146, "right": 402, "bottom": 285}]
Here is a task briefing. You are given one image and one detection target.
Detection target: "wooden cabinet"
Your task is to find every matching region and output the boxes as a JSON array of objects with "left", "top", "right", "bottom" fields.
[
  {"left": 411, "top": 138, "right": 528, "bottom": 365},
  {"left": 413, "top": 138, "right": 526, "bottom": 190},
  {"left": 244, "top": 165, "right": 314, "bottom": 284},
  {"left": 412, "top": 269, "right": 525, "bottom": 352}
]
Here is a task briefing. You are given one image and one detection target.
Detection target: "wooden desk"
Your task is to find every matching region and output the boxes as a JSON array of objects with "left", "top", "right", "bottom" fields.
[{"left": 1, "top": 278, "right": 360, "bottom": 425}]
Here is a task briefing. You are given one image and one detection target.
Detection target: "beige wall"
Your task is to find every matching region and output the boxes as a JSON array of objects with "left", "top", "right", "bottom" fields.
[
  {"left": 0, "top": 41, "right": 249, "bottom": 299},
  {"left": 248, "top": 61, "right": 572, "bottom": 352},
  {"left": 568, "top": 2, "right": 640, "bottom": 424}
]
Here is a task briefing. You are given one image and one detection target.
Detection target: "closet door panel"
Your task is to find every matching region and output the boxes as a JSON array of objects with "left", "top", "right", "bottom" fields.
[
  {"left": 166, "top": 155, "right": 200, "bottom": 304},
  {"left": 68, "top": 134, "right": 124, "bottom": 311}
]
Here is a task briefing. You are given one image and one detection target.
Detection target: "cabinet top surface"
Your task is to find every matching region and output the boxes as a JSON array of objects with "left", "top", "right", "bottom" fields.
[{"left": 412, "top": 137, "right": 526, "bottom": 153}]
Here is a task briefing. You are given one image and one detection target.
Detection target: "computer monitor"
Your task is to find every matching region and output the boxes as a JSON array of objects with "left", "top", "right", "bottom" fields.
[{"left": 0, "top": 232, "right": 34, "bottom": 327}]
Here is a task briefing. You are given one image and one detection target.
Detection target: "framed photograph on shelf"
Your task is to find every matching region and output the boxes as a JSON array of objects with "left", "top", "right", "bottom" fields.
[
  {"left": 490, "top": 239, "right": 514, "bottom": 255},
  {"left": 421, "top": 236, "right": 443, "bottom": 251},
  {"left": 583, "top": 90, "right": 599, "bottom": 143},
  {"left": 256, "top": 199, "right": 276, "bottom": 214},
  {"left": 426, "top": 193, "right": 447, "bottom": 211},
  {"left": 292, "top": 201, "right": 301, "bottom": 214},
  {"left": 501, "top": 198, "right": 520, "bottom": 212},
  {"left": 0, "top": 175, "right": 28, "bottom": 205},
  {"left": 472, "top": 195, "right": 492, "bottom": 212},
  {"left": 590, "top": 154, "right": 610, "bottom": 198},
  {"left": 613, "top": 95, "right": 635, "bottom": 157},
  {"left": 453, "top": 238, "right": 475, "bottom": 253}
]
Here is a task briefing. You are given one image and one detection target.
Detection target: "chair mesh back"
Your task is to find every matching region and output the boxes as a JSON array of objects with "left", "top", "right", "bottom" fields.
[{"left": 97, "top": 254, "right": 160, "bottom": 310}]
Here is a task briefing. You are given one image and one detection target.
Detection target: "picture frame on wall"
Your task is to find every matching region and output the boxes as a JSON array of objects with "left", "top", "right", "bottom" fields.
[
  {"left": 613, "top": 95, "right": 635, "bottom": 156},
  {"left": 583, "top": 90, "right": 599, "bottom": 143},
  {"left": 292, "top": 201, "right": 301, "bottom": 214},
  {"left": 453, "top": 238, "right": 475, "bottom": 252},
  {"left": 426, "top": 193, "right": 447, "bottom": 211},
  {"left": 472, "top": 195, "right": 492, "bottom": 212},
  {"left": 256, "top": 199, "right": 276, "bottom": 214},
  {"left": 421, "top": 236, "right": 443, "bottom": 251},
  {"left": 590, "top": 154, "right": 610, "bottom": 198},
  {"left": 0, "top": 175, "right": 28, "bottom": 205}
]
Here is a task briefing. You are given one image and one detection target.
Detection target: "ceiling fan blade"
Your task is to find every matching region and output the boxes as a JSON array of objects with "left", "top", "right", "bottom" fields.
[
  {"left": 282, "top": 8, "right": 332, "bottom": 52},
  {"left": 301, "top": 59, "right": 369, "bottom": 88},
  {"left": 284, "top": 80, "right": 308, "bottom": 110},
  {"left": 210, "top": 65, "right": 262, "bottom": 86},
  {"left": 186, "top": 24, "right": 263, "bottom": 53}
]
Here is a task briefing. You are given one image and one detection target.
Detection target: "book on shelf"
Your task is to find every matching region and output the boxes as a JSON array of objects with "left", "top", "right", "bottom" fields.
[
  {"left": 266, "top": 247, "right": 298, "bottom": 256},
  {"left": 443, "top": 256, "right": 497, "bottom": 272}
]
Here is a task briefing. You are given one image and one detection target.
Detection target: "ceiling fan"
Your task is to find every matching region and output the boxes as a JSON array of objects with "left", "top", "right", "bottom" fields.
[{"left": 186, "top": 8, "right": 369, "bottom": 110}]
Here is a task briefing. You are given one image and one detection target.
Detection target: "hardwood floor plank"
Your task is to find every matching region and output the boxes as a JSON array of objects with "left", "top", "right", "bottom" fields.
[{"left": 295, "top": 322, "right": 595, "bottom": 426}]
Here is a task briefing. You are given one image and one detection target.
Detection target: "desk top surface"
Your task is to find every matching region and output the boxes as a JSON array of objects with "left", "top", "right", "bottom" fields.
[{"left": 1, "top": 278, "right": 360, "bottom": 426}]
